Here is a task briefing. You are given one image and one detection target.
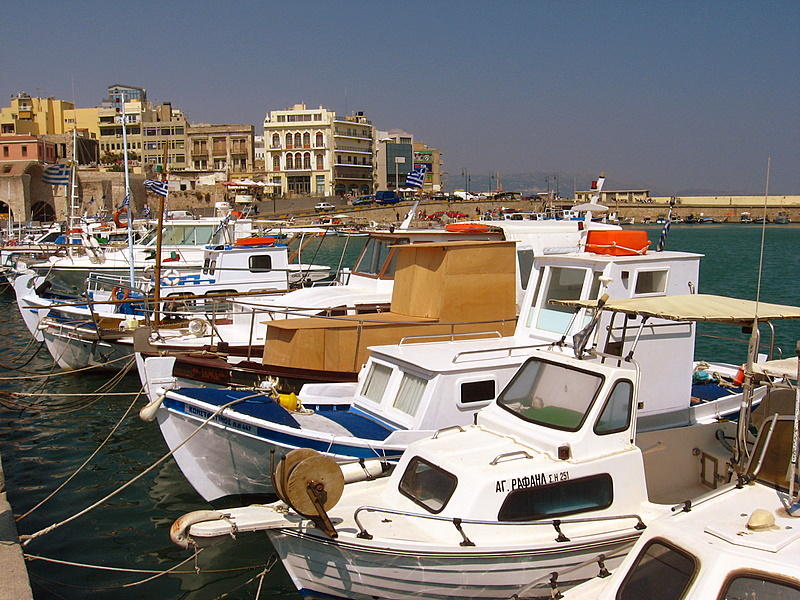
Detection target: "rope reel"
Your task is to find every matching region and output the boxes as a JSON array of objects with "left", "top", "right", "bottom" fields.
[{"left": 272, "top": 448, "right": 344, "bottom": 537}]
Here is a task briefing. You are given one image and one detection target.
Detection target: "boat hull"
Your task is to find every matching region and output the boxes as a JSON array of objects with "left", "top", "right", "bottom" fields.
[
  {"left": 268, "top": 528, "right": 636, "bottom": 599},
  {"left": 41, "top": 325, "right": 131, "bottom": 370}
]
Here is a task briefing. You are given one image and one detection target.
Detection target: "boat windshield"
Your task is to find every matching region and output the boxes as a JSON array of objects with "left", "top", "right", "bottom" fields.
[
  {"left": 140, "top": 225, "right": 216, "bottom": 246},
  {"left": 496, "top": 358, "right": 603, "bottom": 431},
  {"left": 353, "top": 237, "right": 408, "bottom": 277}
]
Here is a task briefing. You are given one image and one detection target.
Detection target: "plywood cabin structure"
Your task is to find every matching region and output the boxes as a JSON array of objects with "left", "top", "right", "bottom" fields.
[{"left": 262, "top": 240, "right": 517, "bottom": 379}]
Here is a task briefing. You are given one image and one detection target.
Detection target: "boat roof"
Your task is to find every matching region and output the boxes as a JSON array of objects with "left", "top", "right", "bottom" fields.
[{"left": 558, "top": 294, "right": 800, "bottom": 325}]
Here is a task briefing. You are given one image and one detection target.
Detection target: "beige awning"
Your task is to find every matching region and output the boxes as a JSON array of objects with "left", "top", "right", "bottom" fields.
[
  {"left": 751, "top": 357, "right": 800, "bottom": 380},
  {"left": 554, "top": 294, "right": 800, "bottom": 325}
]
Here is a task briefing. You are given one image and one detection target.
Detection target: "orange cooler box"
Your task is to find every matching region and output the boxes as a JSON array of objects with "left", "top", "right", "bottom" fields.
[{"left": 585, "top": 230, "right": 650, "bottom": 256}]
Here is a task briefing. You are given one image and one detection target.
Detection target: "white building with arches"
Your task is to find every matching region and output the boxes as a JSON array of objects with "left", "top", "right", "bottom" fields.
[{"left": 263, "top": 103, "right": 374, "bottom": 198}]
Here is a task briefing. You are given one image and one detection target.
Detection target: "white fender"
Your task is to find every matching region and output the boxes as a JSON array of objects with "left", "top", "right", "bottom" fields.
[{"left": 170, "top": 510, "right": 225, "bottom": 549}]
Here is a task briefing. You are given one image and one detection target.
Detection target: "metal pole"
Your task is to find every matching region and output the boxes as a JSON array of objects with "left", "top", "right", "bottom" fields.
[{"left": 121, "top": 101, "right": 135, "bottom": 287}]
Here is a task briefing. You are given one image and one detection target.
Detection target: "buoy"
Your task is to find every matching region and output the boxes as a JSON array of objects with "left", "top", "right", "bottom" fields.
[
  {"left": 170, "top": 510, "right": 225, "bottom": 549},
  {"left": 732, "top": 367, "right": 745, "bottom": 387},
  {"left": 161, "top": 269, "right": 181, "bottom": 287},
  {"left": 111, "top": 286, "right": 130, "bottom": 301},
  {"left": 278, "top": 392, "right": 301, "bottom": 412}
]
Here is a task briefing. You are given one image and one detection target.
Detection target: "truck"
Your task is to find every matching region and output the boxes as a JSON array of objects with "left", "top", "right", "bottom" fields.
[{"left": 375, "top": 190, "right": 401, "bottom": 205}]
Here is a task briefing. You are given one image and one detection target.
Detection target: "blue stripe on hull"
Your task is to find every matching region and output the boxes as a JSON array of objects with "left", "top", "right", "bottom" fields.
[{"left": 163, "top": 398, "right": 403, "bottom": 460}]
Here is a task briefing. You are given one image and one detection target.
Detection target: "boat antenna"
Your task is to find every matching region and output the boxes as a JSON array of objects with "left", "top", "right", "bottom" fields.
[{"left": 734, "top": 156, "right": 772, "bottom": 471}]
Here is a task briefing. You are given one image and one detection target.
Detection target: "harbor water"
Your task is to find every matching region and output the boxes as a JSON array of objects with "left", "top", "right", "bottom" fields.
[{"left": 0, "top": 225, "right": 798, "bottom": 599}]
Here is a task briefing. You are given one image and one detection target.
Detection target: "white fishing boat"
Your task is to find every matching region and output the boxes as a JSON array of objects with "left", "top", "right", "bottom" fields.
[
  {"left": 560, "top": 356, "right": 800, "bottom": 600},
  {"left": 143, "top": 227, "right": 780, "bottom": 502},
  {"left": 170, "top": 330, "right": 769, "bottom": 598},
  {"left": 22, "top": 238, "right": 328, "bottom": 370}
]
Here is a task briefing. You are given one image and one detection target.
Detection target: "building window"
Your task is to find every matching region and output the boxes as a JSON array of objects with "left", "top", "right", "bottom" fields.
[
  {"left": 303, "top": 132, "right": 310, "bottom": 147},
  {"left": 294, "top": 152, "right": 302, "bottom": 168},
  {"left": 273, "top": 155, "right": 280, "bottom": 171},
  {"left": 316, "top": 154, "right": 323, "bottom": 170},
  {"left": 316, "top": 175, "right": 325, "bottom": 194},
  {"left": 303, "top": 153, "right": 311, "bottom": 170},
  {"left": 21, "top": 146, "right": 27, "bottom": 157},
  {"left": 272, "top": 134, "right": 279, "bottom": 148},
  {"left": 285, "top": 133, "right": 292, "bottom": 148},
  {"left": 285, "top": 154, "right": 293, "bottom": 169},
  {"left": 2, "top": 146, "right": 8, "bottom": 157},
  {"left": 315, "top": 132, "right": 323, "bottom": 147},
  {"left": 294, "top": 133, "right": 301, "bottom": 147}
]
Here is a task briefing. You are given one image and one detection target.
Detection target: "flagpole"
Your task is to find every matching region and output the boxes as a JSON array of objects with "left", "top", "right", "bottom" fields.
[
  {"left": 152, "top": 144, "right": 169, "bottom": 326},
  {"left": 121, "top": 101, "right": 135, "bottom": 288}
]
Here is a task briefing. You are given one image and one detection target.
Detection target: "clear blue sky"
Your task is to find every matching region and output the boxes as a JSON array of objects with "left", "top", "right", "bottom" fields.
[{"left": 2, "top": 1, "right": 798, "bottom": 194}]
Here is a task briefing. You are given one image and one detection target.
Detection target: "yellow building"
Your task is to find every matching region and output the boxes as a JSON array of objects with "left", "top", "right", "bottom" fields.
[{"left": 1, "top": 93, "right": 76, "bottom": 136}]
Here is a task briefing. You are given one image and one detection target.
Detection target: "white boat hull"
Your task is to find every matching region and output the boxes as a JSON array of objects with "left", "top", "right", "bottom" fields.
[
  {"left": 42, "top": 325, "right": 131, "bottom": 370},
  {"left": 268, "top": 528, "right": 636, "bottom": 599}
]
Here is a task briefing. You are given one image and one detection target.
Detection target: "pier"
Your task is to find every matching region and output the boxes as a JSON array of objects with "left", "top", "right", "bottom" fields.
[{"left": 0, "top": 454, "right": 33, "bottom": 600}]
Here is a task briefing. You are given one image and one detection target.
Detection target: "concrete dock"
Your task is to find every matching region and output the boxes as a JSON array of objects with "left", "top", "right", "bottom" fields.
[{"left": 0, "top": 454, "right": 33, "bottom": 600}]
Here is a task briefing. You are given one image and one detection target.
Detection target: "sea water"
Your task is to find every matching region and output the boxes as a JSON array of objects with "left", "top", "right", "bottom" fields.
[{"left": 0, "top": 225, "right": 798, "bottom": 599}]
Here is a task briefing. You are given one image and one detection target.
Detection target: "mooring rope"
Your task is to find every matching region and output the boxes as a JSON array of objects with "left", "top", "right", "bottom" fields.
[
  {"left": 15, "top": 387, "right": 143, "bottom": 522},
  {"left": 211, "top": 555, "right": 278, "bottom": 600},
  {"left": 24, "top": 552, "right": 264, "bottom": 575},
  {"left": 19, "top": 394, "right": 258, "bottom": 546},
  {"left": 0, "top": 353, "right": 132, "bottom": 380}
]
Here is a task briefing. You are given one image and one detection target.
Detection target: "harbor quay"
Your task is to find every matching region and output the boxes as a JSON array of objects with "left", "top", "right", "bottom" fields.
[{"left": 0, "top": 454, "right": 33, "bottom": 600}]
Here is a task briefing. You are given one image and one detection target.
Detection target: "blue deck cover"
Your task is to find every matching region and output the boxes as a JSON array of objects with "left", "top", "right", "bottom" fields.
[{"left": 179, "top": 388, "right": 301, "bottom": 428}]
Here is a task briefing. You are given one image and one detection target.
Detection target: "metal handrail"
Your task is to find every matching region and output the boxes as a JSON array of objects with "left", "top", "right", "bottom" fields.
[
  {"left": 399, "top": 330, "right": 502, "bottom": 345},
  {"left": 452, "top": 342, "right": 552, "bottom": 364},
  {"left": 353, "top": 505, "right": 646, "bottom": 545},
  {"left": 432, "top": 425, "right": 465, "bottom": 439},
  {"left": 512, "top": 551, "right": 615, "bottom": 599},
  {"left": 490, "top": 450, "right": 534, "bottom": 466}
]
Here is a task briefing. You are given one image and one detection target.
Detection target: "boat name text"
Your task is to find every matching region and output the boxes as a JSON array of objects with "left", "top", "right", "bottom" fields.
[{"left": 495, "top": 470, "right": 569, "bottom": 493}]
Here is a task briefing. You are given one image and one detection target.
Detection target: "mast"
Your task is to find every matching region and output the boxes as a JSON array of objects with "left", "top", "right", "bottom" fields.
[
  {"left": 121, "top": 101, "right": 135, "bottom": 287},
  {"left": 152, "top": 141, "right": 169, "bottom": 325}
]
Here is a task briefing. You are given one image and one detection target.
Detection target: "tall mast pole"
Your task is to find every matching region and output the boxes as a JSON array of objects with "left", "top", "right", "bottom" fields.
[
  {"left": 121, "top": 100, "right": 135, "bottom": 287},
  {"left": 152, "top": 141, "right": 169, "bottom": 325}
]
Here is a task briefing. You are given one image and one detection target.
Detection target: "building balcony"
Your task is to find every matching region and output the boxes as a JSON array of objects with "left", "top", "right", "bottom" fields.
[
  {"left": 335, "top": 145, "right": 372, "bottom": 154},
  {"left": 334, "top": 162, "right": 372, "bottom": 168},
  {"left": 333, "top": 132, "right": 372, "bottom": 140}
]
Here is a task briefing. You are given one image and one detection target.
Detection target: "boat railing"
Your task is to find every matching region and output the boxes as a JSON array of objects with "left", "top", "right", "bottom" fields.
[
  {"left": 353, "top": 505, "right": 646, "bottom": 546},
  {"left": 399, "top": 330, "right": 503, "bottom": 345},
  {"left": 451, "top": 342, "right": 553, "bottom": 364},
  {"left": 489, "top": 450, "right": 535, "bottom": 465},
  {"left": 512, "top": 550, "right": 618, "bottom": 599}
]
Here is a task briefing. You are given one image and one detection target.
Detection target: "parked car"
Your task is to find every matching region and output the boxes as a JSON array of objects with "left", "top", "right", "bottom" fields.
[
  {"left": 314, "top": 202, "right": 335, "bottom": 211},
  {"left": 375, "top": 190, "right": 401, "bottom": 205},
  {"left": 352, "top": 195, "right": 375, "bottom": 206}
]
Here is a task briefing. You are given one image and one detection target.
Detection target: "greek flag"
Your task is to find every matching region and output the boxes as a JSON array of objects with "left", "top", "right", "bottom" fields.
[
  {"left": 144, "top": 179, "right": 169, "bottom": 197},
  {"left": 42, "top": 164, "right": 71, "bottom": 185},
  {"left": 656, "top": 197, "right": 676, "bottom": 252},
  {"left": 142, "top": 205, "right": 151, "bottom": 218},
  {"left": 405, "top": 165, "right": 427, "bottom": 189},
  {"left": 118, "top": 195, "right": 130, "bottom": 209}
]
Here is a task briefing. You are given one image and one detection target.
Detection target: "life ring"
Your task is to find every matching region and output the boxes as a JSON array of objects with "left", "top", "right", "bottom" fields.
[
  {"left": 234, "top": 236, "right": 275, "bottom": 247},
  {"left": 230, "top": 210, "right": 243, "bottom": 220},
  {"left": 161, "top": 269, "right": 181, "bottom": 287},
  {"left": 113, "top": 207, "right": 129, "bottom": 228},
  {"left": 111, "top": 286, "right": 130, "bottom": 301}
]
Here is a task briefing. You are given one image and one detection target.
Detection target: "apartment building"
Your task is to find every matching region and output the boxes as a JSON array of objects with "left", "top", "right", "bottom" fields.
[
  {"left": 264, "top": 103, "right": 374, "bottom": 197},
  {"left": 412, "top": 142, "right": 443, "bottom": 192},
  {"left": 187, "top": 124, "right": 254, "bottom": 175}
]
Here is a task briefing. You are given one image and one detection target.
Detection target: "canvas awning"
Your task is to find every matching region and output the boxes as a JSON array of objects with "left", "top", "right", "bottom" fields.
[
  {"left": 751, "top": 357, "right": 800, "bottom": 380},
  {"left": 554, "top": 294, "right": 800, "bottom": 325}
]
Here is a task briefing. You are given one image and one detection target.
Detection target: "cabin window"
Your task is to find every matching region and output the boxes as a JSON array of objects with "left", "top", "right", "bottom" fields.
[
  {"left": 498, "top": 473, "right": 613, "bottom": 521},
  {"left": 353, "top": 238, "right": 408, "bottom": 277},
  {"left": 393, "top": 372, "right": 427, "bottom": 416},
  {"left": 720, "top": 573, "right": 800, "bottom": 599},
  {"left": 516, "top": 249, "right": 535, "bottom": 290},
  {"left": 634, "top": 269, "right": 668, "bottom": 295},
  {"left": 202, "top": 258, "right": 210, "bottom": 274},
  {"left": 249, "top": 255, "right": 273, "bottom": 273},
  {"left": 531, "top": 266, "right": 587, "bottom": 333},
  {"left": 207, "top": 259, "right": 216, "bottom": 276},
  {"left": 497, "top": 357, "right": 604, "bottom": 431},
  {"left": 361, "top": 362, "right": 392, "bottom": 403},
  {"left": 460, "top": 380, "right": 495, "bottom": 404},
  {"left": 399, "top": 456, "right": 457, "bottom": 514},
  {"left": 594, "top": 380, "right": 634, "bottom": 435},
  {"left": 616, "top": 539, "right": 697, "bottom": 600}
]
